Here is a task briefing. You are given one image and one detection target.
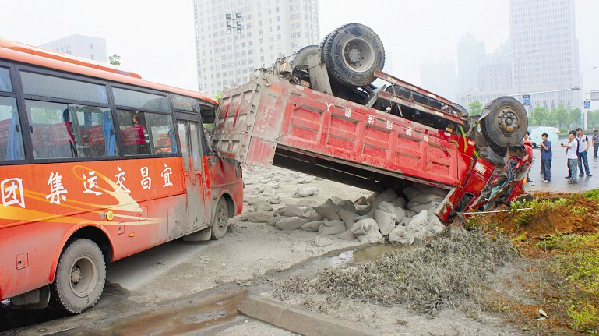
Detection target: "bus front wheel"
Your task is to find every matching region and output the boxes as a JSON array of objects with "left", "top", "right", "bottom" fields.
[
  {"left": 211, "top": 198, "right": 229, "bottom": 240},
  {"left": 51, "top": 239, "right": 106, "bottom": 314}
]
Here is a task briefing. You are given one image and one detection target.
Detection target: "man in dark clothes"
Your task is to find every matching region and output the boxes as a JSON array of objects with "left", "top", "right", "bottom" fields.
[{"left": 540, "top": 133, "right": 552, "bottom": 182}]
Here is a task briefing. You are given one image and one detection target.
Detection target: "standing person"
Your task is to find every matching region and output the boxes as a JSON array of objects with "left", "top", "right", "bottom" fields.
[
  {"left": 540, "top": 133, "right": 552, "bottom": 182},
  {"left": 593, "top": 129, "right": 599, "bottom": 159},
  {"left": 562, "top": 131, "right": 578, "bottom": 183},
  {"left": 523, "top": 131, "right": 533, "bottom": 182},
  {"left": 576, "top": 128, "right": 592, "bottom": 177}
]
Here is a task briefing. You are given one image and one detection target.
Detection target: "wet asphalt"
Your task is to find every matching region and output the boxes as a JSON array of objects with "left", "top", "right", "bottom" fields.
[{"left": 525, "top": 142, "right": 599, "bottom": 193}]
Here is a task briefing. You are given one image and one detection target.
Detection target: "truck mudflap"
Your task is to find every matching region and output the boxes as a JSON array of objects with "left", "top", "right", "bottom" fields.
[{"left": 438, "top": 144, "right": 532, "bottom": 221}]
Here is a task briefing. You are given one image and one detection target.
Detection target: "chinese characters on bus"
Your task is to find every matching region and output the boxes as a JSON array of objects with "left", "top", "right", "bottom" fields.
[{"left": 1, "top": 163, "right": 175, "bottom": 209}]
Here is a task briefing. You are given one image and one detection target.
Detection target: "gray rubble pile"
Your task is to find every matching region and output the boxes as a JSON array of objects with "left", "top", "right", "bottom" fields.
[{"left": 240, "top": 168, "right": 449, "bottom": 245}]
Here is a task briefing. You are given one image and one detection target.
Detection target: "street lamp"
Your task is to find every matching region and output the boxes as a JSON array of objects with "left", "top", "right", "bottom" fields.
[{"left": 570, "top": 65, "right": 598, "bottom": 129}]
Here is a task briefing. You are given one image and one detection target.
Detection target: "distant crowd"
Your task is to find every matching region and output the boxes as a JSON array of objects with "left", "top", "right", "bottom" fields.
[{"left": 525, "top": 129, "right": 599, "bottom": 184}]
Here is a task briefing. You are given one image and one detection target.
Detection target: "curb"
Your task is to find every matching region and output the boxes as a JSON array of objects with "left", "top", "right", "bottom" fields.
[{"left": 238, "top": 296, "right": 381, "bottom": 336}]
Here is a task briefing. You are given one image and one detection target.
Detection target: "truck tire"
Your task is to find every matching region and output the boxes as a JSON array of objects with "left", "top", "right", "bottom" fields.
[
  {"left": 51, "top": 239, "right": 105, "bottom": 313},
  {"left": 321, "top": 23, "right": 385, "bottom": 88},
  {"left": 480, "top": 97, "right": 528, "bottom": 148},
  {"left": 291, "top": 45, "right": 319, "bottom": 68},
  {"left": 211, "top": 198, "right": 229, "bottom": 240}
]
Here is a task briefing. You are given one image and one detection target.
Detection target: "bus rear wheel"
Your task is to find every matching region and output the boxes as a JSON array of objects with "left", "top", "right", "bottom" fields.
[
  {"left": 51, "top": 239, "right": 106, "bottom": 314},
  {"left": 211, "top": 198, "right": 229, "bottom": 240}
]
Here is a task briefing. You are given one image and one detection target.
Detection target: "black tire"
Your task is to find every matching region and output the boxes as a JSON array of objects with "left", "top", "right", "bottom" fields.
[
  {"left": 211, "top": 198, "right": 229, "bottom": 240},
  {"left": 51, "top": 239, "right": 105, "bottom": 314},
  {"left": 321, "top": 23, "right": 385, "bottom": 88},
  {"left": 290, "top": 45, "right": 319, "bottom": 68},
  {"left": 480, "top": 97, "right": 528, "bottom": 148}
]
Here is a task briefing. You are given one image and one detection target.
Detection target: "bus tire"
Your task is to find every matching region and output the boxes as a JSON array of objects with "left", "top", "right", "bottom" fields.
[
  {"left": 211, "top": 198, "right": 229, "bottom": 240},
  {"left": 480, "top": 97, "right": 528, "bottom": 148},
  {"left": 51, "top": 239, "right": 106, "bottom": 314},
  {"left": 321, "top": 23, "right": 385, "bottom": 88}
]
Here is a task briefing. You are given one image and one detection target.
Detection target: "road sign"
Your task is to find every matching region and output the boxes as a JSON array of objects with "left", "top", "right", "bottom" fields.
[
  {"left": 591, "top": 90, "right": 599, "bottom": 101},
  {"left": 522, "top": 94, "right": 531, "bottom": 105},
  {"left": 583, "top": 100, "right": 591, "bottom": 109}
]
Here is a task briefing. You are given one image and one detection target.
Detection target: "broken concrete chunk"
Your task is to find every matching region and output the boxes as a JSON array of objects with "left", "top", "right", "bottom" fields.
[
  {"left": 402, "top": 187, "right": 421, "bottom": 200},
  {"left": 388, "top": 225, "right": 409, "bottom": 245},
  {"left": 411, "top": 193, "right": 443, "bottom": 204},
  {"left": 301, "top": 210, "right": 325, "bottom": 222},
  {"left": 313, "top": 235, "right": 334, "bottom": 247},
  {"left": 357, "top": 230, "right": 384, "bottom": 243},
  {"left": 391, "top": 197, "right": 407, "bottom": 209},
  {"left": 294, "top": 187, "right": 320, "bottom": 198},
  {"left": 404, "top": 210, "right": 416, "bottom": 218},
  {"left": 336, "top": 200, "right": 357, "bottom": 212},
  {"left": 408, "top": 210, "right": 429, "bottom": 228},
  {"left": 297, "top": 175, "right": 315, "bottom": 184},
  {"left": 269, "top": 195, "right": 282, "bottom": 204},
  {"left": 300, "top": 221, "right": 323, "bottom": 232},
  {"left": 266, "top": 181, "right": 281, "bottom": 189},
  {"left": 374, "top": 209, "right": 396, "bottom": 235},
  {"left": 313, "top": 205, "right": 342, "bottom": 220},
  {"left": 244, "top": 211, "right": 274, "bottom": 223},
  {"left": 335, "top": 230, "right": 356, "bottom": 241},
  {"left": 415, "top": 185, "right": 448, "bottom": 198},
  {"left": 351, "top": 218, "right": 379, "bottom": 236},
  {"left": 319, "top": 220, "right": 347, "bottom": 235},
  {"left": 275, "top": 217, "right": 309, "bottom": 231},
  {"left": 393, "top": 207, "right": 406, "bottom": 223},
  {"left": 275, "top": 205, "right": 309, "bottom": 218},
  {"left": 338, "top": 210, "right": 358, "bottom": 231},
  {"left": 377, "top": 201, "right": 396, "bottom": 214},
  {"left": 371, "top": 189, "right": 398, "bottom": 209}
]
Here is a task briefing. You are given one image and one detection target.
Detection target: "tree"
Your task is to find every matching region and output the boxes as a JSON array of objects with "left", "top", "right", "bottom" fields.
[
  {"left": 532, "top": 106, "right": 549, "bottom": 126},
  {"left": 571, "top": 108, "right": 582, "bottom": 129},
  {"left": 468, "top": 100, "right": 482, "bottom": 116},
  {"left": 215, "top": 92, "right": 222, "bottom": 102},
  {"left": 109, "top": 54, "right": 121, "bottom": 66},
  {"left": 555, "top": 104, "right": 570, "bottom": 130}
]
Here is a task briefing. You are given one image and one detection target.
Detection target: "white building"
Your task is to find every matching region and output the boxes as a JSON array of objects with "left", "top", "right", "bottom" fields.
[
  {"left": 192, "top": 0, "right": 320, "bottom": 96},
  {"left": 457, "top": 33, "right": 485, "bottom": 94},
  {"left": 420, "top": 59, "right": 458, "bottom": 101},
  {"left": 39, "top": 35, "right": 107, "bottom": 63},
  {"left": 509, "top": 0, "right": 579, "bottom": 110}
]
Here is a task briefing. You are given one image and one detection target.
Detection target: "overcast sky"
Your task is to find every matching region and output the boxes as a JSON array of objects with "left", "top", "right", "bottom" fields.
[{"left": 1, "top": 0, "right": 597, "bottom": 98}]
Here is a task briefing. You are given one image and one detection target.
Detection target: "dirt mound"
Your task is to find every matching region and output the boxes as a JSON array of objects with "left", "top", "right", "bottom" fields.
[{"left": 274, "top": 230, "right": 516, "bottom": 316}]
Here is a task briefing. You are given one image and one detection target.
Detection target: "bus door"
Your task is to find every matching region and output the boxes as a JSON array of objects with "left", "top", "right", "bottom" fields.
[{"left": 176, "top": 120, "right": 207, "bottom": 235}]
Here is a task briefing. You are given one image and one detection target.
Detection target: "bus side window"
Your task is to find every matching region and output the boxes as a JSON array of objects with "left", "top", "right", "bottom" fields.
[
  {"left": 117, "top": 110, "right": 176, "bottom": 156},
  {"left": 0, "top": 97, "right": 24, "bottom": 161}
]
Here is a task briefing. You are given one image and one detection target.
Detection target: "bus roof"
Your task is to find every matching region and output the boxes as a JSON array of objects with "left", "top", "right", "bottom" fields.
[{"left": 0, "top": 37, "right": 217, "bottom": 105}]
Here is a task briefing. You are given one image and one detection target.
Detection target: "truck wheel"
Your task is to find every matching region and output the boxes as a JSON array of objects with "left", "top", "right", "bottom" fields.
[
  {"left": 480, "top": 97, "right": 528, "bottom": 148},
  {"left": 321, "top": 23, "right": 385, "bottom": 88},
  {"left": 51, "top": 239, "right": 105, "bottom": 314},
  {"left": 211, "top": 198, "right": 229, "bottom": 240},
  {"left": 291, "top": 45, "right": 319, "bottom": 68}
]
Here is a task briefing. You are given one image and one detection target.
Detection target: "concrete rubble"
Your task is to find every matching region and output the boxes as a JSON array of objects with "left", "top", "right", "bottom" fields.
[{"left": 242, "top": 167, "right": 449, "bottom": 245}]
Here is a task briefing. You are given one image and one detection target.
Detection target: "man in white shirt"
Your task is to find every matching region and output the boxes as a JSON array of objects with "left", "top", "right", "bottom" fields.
[
  {"left": 576, "top": 128, "right": 592, "bottom": 177},
  {"left": 561, "top": 130, "right": 579, "bottom": 183}
]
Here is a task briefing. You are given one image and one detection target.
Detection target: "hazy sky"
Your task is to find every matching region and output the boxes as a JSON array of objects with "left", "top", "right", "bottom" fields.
[{"left": 1, "top": 0, "right": 598, "bottom": 98}]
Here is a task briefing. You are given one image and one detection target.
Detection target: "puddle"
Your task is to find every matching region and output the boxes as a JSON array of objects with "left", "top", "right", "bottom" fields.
[{"left": 328, "top": 244, "right": 408, "bottom": 268}]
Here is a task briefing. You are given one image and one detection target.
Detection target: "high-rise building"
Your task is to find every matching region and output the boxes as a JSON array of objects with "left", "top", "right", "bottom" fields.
[
  {"left": 420, "top": 59, "right": 458, "bottom": 101},
  {"left": 509, "top": 0, "right": 579, "bottom": 110},
  {"left": 39, "top": 35, "right": 107, "bottom": 63},
  {"left": 192, "top": 0, "right": 320, "bottom": 96},
  {"left": 457, "top": 33, "right": 486, "bottom": 94}
]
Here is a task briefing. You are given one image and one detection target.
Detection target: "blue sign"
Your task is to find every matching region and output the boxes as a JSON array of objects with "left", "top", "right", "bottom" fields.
[
  {"left": 584, "top": 100, "right": 591, "bottom": 109},
  {"left": 522, "top": 94, "right": 531, "bottom": 105}
]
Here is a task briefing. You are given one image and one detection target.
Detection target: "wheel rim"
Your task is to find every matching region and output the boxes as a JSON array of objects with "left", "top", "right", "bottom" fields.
[
  {"left": 496, "top": 107, "right": 522, "bottom": 135},
  {"left": 216, "top": 205, "right": 228, "bottom": 232},
  {"left": 69, "top": 255, "right": 98, "bottom": 298},
  {"left": 342, "top": 37, "right": 375, "bottom": 73}
]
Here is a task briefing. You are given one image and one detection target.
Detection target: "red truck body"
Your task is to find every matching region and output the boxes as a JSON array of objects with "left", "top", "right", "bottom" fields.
[{"left": 213, "top": 72, "right": 531, "bottom": 221}]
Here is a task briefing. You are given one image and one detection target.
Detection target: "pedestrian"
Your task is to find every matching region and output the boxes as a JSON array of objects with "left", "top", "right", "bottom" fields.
[
  {"left": 523, "top": 131, "right": 533, "bottom": 182},
  {"left": 576, "top": 128, "right": 592, "bottom": 177},
  {"left": 562, "top": 130, "right": 578, "bottom": 183},
  {"left": 593, "top": 129, "right": 599, "bottom": 158},
  {"left": 540, "top": 132, "right": 551, "bottom": 182}
]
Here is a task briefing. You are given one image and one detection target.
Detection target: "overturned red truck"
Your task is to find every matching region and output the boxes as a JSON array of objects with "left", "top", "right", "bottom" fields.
[{"left": 213, "top": 23, "right": 532, "bottom": 222}]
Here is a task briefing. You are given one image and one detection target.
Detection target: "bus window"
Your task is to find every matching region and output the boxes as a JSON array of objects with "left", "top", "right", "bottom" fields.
[
  {"left": 0, "top": 67, "right": 12, "bottom": 92},
  {"left": 117, "top": 110, "right": 176, "bottom": 156},
  {"left": 177, "top": 122, "right": 189, "bottom": 172},
  {"left": 113, "top": 87, "right": 169, "bottom": 112},
  {"left": 0, "top": 97, "right": 24, "bottom": 161},
  {"left": 20, "top": 71, "right": 108, "bottom": 104},
  {"left": 171, "top": 95, "right": 200, "bottom": 113},
  {"left": 26, "top": 100, "right": 116, "bottom": 159}
]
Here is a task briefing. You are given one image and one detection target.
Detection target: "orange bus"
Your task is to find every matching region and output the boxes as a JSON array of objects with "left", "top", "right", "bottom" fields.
[{"left": 0, "top": 39, "right": 243, "bottom": 313}]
